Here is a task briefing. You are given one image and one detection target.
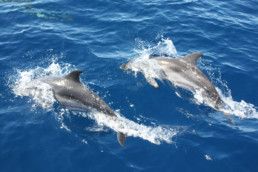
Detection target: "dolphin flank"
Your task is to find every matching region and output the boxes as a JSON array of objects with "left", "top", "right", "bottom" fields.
[{"left": 41, "top": 70, "right": 127, "bottom": 147}]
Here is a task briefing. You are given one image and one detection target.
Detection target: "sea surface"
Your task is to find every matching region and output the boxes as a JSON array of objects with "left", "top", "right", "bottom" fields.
[{"left": 1, "top": 0, "right": 258, "bottom": 171}]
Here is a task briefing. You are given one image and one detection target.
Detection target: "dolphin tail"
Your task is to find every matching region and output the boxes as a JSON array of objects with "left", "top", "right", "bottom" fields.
[{"left": 117, "top": 132, "right": 127, "bottom": 147}]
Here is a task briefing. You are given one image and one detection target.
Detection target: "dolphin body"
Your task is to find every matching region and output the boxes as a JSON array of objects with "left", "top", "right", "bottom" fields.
[
  {"left": 41, "top": 70, "right": 127, "bottom": 147},
  {"left": 121, "top": 53, "right": 223, "bottom": 111}
]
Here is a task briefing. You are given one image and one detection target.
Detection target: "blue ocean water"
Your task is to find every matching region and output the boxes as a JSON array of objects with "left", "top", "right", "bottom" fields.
[{"left": 1, "top": 0, "right": 258, "bottom": 171}]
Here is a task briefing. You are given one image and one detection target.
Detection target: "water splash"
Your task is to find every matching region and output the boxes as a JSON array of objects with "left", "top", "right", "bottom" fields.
[
  {"left": 85, "top": 111, "right": 178, "bottom": 144},
  {"left": 130, "top": 56, "right": 165, "bottom": 81},
  {"left": 134, "top": 36, "right": 178, "bottom": 57},
  {"left": 200, "top": 60, "right": 258, "bottom": 119},
  {"left": 217, "top": 88, "right": 258, "bottom": 119},
  {"left": 127, "top": 37, "right": 177, "bottom": 82},
  {"left": 10, "top": 61, "right": 74, "bottom": 109},
  {"left": 204, "top": 154, "right": 213, "bottom": 161}
]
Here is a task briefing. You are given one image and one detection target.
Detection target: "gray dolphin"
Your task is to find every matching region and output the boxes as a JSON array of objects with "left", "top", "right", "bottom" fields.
[
  {"left": 41, "top": 70, "right": 127, "bottom": 147},
  {"left": 121, "top": 53, "right": 233, "bottom": 123}
]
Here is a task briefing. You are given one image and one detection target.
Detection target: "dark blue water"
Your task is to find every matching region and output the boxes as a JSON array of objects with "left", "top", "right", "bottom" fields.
[{"left": 1, "top": 0, "right": 258, "bottom": 171}]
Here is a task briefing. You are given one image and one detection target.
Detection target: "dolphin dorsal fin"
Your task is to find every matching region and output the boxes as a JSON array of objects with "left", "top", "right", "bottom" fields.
[
  {"left": 65, "top": 70, "right": 83, "bottom": 82},
  {"left": 181, "top": 53, "right": 203, "bottom": 65}
]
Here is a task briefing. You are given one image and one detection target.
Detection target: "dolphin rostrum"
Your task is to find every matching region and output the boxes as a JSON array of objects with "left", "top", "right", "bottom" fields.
[
  {"left": 41, "top": 70, "right": 127, "bottom": 147},
  {"left": 121, "top": 53, "right": 232, "bottom": 121}
]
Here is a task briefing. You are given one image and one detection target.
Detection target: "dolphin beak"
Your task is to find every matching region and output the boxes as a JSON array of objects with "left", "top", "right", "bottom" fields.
[{"left": 120, "top": 64, "right": 127, "bottom": 70}]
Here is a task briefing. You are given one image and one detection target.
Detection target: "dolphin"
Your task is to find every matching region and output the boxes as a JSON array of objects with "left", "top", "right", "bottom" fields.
[
  {"left": 41, "top": 70, "right": 127, "bottom": 147},
  {"left": 121, "top": 53, "right": 234, "bottom": 123}
]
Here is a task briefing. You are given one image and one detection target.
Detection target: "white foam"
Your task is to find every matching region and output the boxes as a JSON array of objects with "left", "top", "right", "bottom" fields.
[
  {"left": 135, "top": 36, "right": 177, "bottom": 57},
  {"left": 130, "top": 37, "right": 178, "bottom": 81},
  {"left": 217, "top": 88, "right": 258, "bottom": 119},
  {"left": 193, "top": 88, "right": 205, "bottom": 105},
  {"left": 10, "top": 61, "right": 73, "bottom": 110},
  {"left": 130, "top": 55, "right": 165, "bottom": 81},
  {"left": 85, "top": 111, "right": 178, "bottom": 145},
  {"left": 155, "top": 37, "right": 178, "bottom": 57},
  {"left": 204, "top": 154, "right": 213, "bottom": 161}
]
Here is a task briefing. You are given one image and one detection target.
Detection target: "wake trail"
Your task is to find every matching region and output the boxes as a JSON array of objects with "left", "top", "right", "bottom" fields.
[{"left": 85, "top": 111, "right": 178, "bottom": 144}]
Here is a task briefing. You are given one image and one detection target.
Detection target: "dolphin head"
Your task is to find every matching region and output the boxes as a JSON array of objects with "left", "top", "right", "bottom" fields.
[
  {"left": 120, "top": 62, "right": 131, "bottom": 71},
  {"left": 120, "top": 59, "right": 136, "bottom": 71}
]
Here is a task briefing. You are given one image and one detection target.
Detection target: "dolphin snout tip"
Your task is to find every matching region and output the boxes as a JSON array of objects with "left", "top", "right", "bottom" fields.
[
  {"left": 197, "top": 52, "right": 204, "bottom": 57},
  {"left": 120, "top": 64, "right": 127, "bottom": 70}
]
